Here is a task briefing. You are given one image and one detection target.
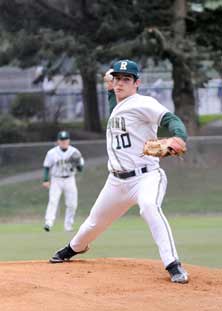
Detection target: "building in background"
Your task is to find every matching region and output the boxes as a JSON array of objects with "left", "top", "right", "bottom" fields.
[
  {"left": 191, "top": 0, "right": 222, "bottom": 12},
  {"left": 0, "top": 64, "right": 221, "bottom": 121}
]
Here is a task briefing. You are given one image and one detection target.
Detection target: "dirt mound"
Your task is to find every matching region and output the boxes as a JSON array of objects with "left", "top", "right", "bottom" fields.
[{"left": 1, "top": 258, "right": 222, "bottom": 311}]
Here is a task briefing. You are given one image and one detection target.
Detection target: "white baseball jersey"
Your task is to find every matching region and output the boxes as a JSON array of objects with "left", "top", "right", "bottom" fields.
[
  {"left": 70, "top": 92, "right": 180, "bottom": 268},
  {"left": 107, "top": 93, "right": 169, "bottom": 172},
  {"left": 43, "top": 145, "right": 83, "bottom": 177}
]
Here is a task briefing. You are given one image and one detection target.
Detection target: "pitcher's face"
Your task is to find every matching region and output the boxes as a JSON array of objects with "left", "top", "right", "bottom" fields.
[{"left": 113, "top": 74, "right": 140, "bottom": 102}]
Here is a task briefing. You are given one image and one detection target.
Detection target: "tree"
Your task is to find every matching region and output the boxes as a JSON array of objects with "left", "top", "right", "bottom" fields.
[
  {"left": 171, "top": 0, "right": 198, "bottom": 134},
  {"left": 126, "top": 0, "right": 199, "bottom": 134},
  {"left": 106, "top": 0, "right": 222, "bottom": 135},
  {"left": 149, "top": 27, "right": 198, "bottom": 134},
  {"left": 169, "top": 0, "right": 222, "bottom": 133},
  {"left": 0, "top": 0, "right": 221, "bottom": 136},
  {"left": 11, "top": 93, "right": 44, "bottom": 122},
  {"left": 0, "top": 0, "right": 173, "bottom": 133}
]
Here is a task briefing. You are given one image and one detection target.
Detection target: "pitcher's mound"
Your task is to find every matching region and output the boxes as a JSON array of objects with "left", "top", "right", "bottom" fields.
[{"left": 1, "top": 258, "right": 222, "bottom": 311}]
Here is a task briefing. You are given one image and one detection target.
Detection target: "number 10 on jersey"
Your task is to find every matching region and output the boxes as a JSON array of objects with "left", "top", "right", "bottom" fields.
[{"left": 115, "top": 133, "right": 131, "bottom": 149}]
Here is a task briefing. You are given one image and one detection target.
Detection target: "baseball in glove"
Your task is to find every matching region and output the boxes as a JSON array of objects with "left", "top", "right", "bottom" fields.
[{"left": 143, "top": 137, "right": 187, "bottom": 158}]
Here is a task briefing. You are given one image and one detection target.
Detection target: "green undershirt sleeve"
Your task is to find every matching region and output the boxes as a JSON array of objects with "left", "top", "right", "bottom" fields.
[
  {"left": 43, "top": 167, "right": 50, "bottom": 182},
  {"left": 108, "top": 90, "right": 117, "bottom": 114},
  {"left": 160, "top": 112, "right": 188, "bottom": 141}
]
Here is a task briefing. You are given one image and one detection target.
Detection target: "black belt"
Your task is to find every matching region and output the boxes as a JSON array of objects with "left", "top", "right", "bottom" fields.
[
  {"left": 113, "top": 167, "right": 148, "bottom": 179},
  {"left": 61, "top": 176, "right": 70, "bottom": 178}
]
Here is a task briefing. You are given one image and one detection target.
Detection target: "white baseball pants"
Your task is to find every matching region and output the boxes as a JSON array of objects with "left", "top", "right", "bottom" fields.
[
  {"left": 45, "top": 176, "right": 78, "bottom": 230},
  {"left": 70, "top": 168, "right": 178, "bottom": 267}
]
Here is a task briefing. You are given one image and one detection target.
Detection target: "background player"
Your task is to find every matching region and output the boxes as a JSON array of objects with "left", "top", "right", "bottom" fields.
[
  {"left": 49, "top": 60, "right": 188, "bottom": 284},
  {"left": 42, "top": 131, "right": 84, "bottom": 232}
]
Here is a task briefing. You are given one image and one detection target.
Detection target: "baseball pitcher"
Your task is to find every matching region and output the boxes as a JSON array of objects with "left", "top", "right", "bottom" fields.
[
  {"left": 43, "top": 131, "right": 84, "bottom": 232},
  {"left": 49, "top": 60, "right": 188, "bottom": 284}
]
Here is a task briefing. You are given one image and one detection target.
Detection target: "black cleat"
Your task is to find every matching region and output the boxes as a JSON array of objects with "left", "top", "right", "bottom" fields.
[
  {"left": 166, "top": 260, "right": 189, "bottom": 284},
  {"left": 49, "top": 244, "right": 89, "bottom": 263},
  {"left": 44, "top": 224, "right": 50, "bottom": 232}
]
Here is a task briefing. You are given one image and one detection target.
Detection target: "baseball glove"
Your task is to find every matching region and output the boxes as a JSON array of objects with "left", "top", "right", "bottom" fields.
[{"left": 143, "top": 137, "right": 186, "bottom": 158}]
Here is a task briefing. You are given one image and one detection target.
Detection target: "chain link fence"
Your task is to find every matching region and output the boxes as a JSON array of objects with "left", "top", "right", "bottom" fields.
[
  {"left": 0, "top": 137, "right": 221, "bottom": 218},
  {"left": 0, "top": 136, "right": 221, "bottom": 176},
  {"left": 0, "top": 140, "right": 107, "bottom": 178},
  {"left": 0, "top": 84, "right": 222, "bottom": 122}
]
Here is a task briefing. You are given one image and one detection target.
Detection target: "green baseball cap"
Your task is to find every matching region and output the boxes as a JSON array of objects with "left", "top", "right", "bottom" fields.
[
  {"left": 57, "top": 131, "right": 70, "bottom": 140},
  {"left": 111, "top": 60, "right": 139, "bottom": 79}
]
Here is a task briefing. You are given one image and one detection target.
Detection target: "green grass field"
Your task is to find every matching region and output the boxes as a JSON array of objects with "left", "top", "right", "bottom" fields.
[
  {"left": 0, "top": 216, "right": 221, "bottom": 268},
  {"left": 0, "top": 163, "right": 221, "bottom": 220},
  {"left": 0, "top": 163, "right": 221, "bottom": 268},
  {"left": 198, "top": 114, "right": 222, "bottom": 126}
]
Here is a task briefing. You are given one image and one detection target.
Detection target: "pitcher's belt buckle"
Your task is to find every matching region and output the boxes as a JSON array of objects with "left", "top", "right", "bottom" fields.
[{"left": 112, "top": 166, "right": 148, "bottom": 179}]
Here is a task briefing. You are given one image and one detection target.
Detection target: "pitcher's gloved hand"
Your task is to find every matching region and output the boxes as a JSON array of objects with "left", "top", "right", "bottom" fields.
[{"left": 143, "top": 137, "right": 187, "bottom": 158}]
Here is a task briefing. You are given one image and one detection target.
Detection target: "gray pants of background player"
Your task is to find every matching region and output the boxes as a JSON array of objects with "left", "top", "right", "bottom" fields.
[
  {"left": 70, "top": 168, "right": 178, "bottom": 267},
  {"left": 45, "top": 176, "right": 78, "bottom": 231}
]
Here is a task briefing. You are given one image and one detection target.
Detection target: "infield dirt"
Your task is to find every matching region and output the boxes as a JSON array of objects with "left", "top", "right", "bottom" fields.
[{"left": 1, "top": 258, "right": 221, "bottom": 311}]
